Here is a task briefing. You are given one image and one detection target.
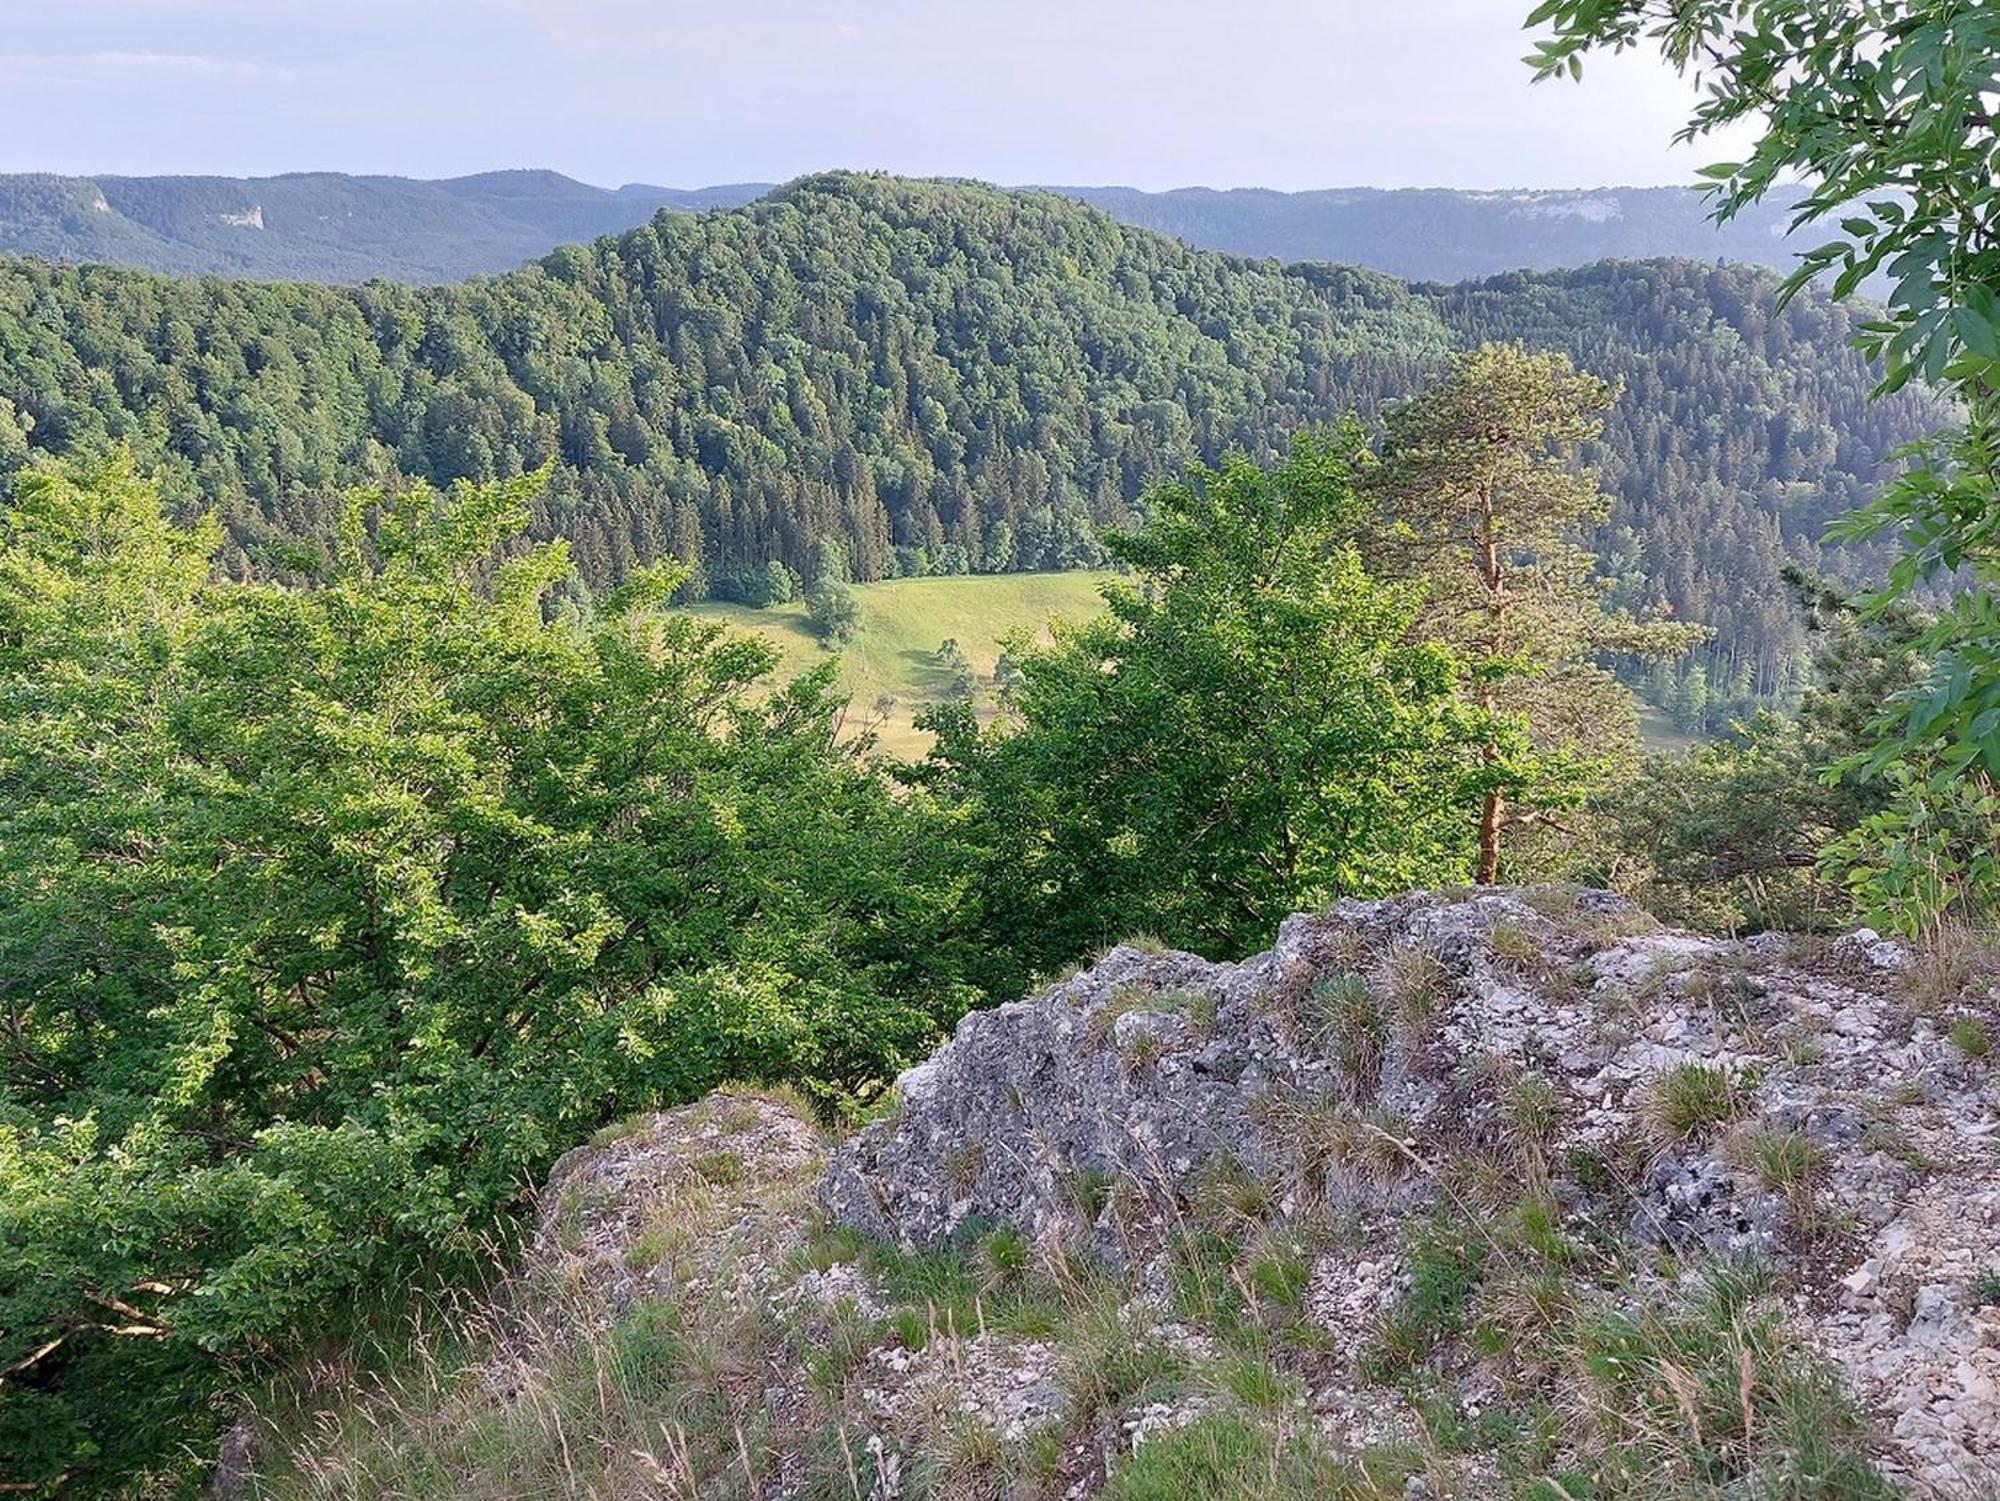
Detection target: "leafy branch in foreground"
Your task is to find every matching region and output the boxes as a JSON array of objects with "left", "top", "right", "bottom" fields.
[{"left": 1529, "top": 0, "right": 2000, "bottom": 924}]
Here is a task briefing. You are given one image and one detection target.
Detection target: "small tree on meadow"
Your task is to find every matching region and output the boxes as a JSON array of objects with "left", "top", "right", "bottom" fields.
[{"left": 1368, "top": 343, "right": 1705, "bottom": 883}]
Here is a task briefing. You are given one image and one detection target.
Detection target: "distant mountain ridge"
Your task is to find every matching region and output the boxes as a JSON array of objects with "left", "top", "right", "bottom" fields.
[
  {"left": 0, "top": 169, "right": 765, "bottom": 283},
  {"left": 0, "top": 169, "right": 1819, "bottom": 285},
  {"left": 1051, "top": 183, "right": 1814, "bottom": 285}
]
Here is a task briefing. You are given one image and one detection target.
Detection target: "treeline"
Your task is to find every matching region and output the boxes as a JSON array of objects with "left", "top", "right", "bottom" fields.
[{"left": 0, "top": 172, "right": 1938, "bottom": 716}]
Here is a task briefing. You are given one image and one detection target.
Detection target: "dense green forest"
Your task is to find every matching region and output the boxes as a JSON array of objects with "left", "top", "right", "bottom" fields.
[{"left": 0, "top": 172, "right": 1938, "bottom": 720}]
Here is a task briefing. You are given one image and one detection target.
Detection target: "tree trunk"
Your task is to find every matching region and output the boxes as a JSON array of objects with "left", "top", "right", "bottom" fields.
[
  {"left": 1474, "top": 479, "right": 1505, "bottom": 885},
  {"left": 1478, "top": 786, "right": 1503, "bottom": 885}
]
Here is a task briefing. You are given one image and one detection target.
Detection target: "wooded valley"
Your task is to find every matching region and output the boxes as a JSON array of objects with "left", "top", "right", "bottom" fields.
[{"left": 0, "top": 173, "right": 1940, "bottom": 727}]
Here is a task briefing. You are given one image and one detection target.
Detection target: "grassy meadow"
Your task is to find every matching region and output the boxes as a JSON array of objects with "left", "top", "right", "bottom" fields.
[
  {"left": 685, "top": 570, "right": 1117, "bottom": 758},
  {"left": 690, "top": 570, "right": 1703, "bottom": 760}
]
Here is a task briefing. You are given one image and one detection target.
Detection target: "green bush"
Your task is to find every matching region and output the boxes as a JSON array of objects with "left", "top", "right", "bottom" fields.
[{"left": 0, "top": 457, "right": 982, "bottom": 1490}]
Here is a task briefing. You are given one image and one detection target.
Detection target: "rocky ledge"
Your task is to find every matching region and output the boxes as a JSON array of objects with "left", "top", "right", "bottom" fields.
[
  {"left": 277, "top": 887, "right": 2000, "bottom": 1499},
  {"left": 820, "top": 887, "right": 2000, "bottom": 1494}
]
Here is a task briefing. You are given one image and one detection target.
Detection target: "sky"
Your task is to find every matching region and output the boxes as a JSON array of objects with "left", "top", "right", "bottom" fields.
[{"left": 0, "top": 1, "right": 1755, "bottom": 191}]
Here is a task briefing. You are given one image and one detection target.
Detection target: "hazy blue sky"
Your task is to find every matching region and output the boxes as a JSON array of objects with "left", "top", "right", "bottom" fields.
[{"left": 2, "top": 1, "right": 1752, "bottom": 189}]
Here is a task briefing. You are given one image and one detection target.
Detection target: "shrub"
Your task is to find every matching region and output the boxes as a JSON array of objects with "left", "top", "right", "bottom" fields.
[
  {"left": 805, "top": 574, "right": 861, "bottom": 643},
  {"left": 0, "top": 461, "right": 982, "bottom": 1490}
]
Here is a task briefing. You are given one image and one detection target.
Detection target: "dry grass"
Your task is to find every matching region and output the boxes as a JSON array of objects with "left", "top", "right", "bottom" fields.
[
  {"left": 1644, "top": 1063, "right": 1747, "bottom": 1147},
  {"left": 1378, "top": 944, "right": 1452, "bottom": 1029},
  {"left": 1902, "top": 925, "right": 2000, "bottom": 1016}
]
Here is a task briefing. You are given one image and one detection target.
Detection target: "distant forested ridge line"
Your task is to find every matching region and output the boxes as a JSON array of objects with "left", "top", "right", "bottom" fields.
[
  {"left": 0, "top": 172, "right": 1936, "bottom": 713},
  {"left": 2, "top": 169, "right": 1823, "bottom": 288},
  {"left": 0, "top": 169, "right": 766, "bottom": 284}
]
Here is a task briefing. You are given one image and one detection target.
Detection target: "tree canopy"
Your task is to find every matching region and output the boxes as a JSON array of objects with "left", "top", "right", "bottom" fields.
[
  {"left": 0, "top": 174, "right": 1939, "bottom": 722},
  {"left": 0, "top": 457, "right": 980, "bottom": 1488},
  {"left": 911, "top": 430, "right": 1491, "bottom": 967}
]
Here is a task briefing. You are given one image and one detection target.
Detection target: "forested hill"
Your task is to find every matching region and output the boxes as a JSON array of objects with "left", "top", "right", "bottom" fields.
[{"left": 0, "top": 172, "right": 1934, "bottom": 712}]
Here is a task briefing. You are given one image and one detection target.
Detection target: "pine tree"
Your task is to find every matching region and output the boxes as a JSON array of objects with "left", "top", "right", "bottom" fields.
[{"left": 1368, "top": 343, "right": 1706, "bottom": 882}]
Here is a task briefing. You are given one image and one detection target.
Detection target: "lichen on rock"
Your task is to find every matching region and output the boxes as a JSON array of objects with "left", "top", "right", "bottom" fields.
[{"left": 820, "top": 886, "right": 2000, "bottom": 1495}]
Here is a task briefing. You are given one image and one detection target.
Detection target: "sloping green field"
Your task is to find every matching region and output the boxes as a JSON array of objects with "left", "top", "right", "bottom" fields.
[
  {"left": 685, "top": 571, "right": 1116, "bottom": 758},
  {"left": 690, "top": 570, "right": 1700, "bottom": 759}
]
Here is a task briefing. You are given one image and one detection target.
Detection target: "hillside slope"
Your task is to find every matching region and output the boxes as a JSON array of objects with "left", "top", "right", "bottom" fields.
[
  {"left": 1061, "top": 183, "right": 1821, "bottom": 285},
  {"left": 0, "top": 169, "right": 763, "bottom": 283},
  {"left": 0, "top": 172, "right": 1937, "bottom": 708}
]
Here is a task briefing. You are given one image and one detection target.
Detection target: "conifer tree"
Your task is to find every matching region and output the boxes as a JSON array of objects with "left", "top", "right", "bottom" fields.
[{"left": 1368, "top": 343, "right": 1705, "bottom": 882}]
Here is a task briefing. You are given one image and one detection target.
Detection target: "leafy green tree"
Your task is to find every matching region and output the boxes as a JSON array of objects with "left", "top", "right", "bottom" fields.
[
  {"left": 0, "top": 456, "right": 977, "bottom": 1491},
  {"left": 933, "top": 638, "right": 976, "bottom": 703},
  {"left": 763, "top": 558, "right": 799, "bottom": 605},
  {"left": 1367, "top": 344, "right": 1705, "bottom": 882},
  {"left": 1610, "top": 571, "right": 1930, "bottom": 932},
  {"left": 806, "top": 573, "right": 862, "bottom": 644},
  {"left": 1527, "top": 0, "right": 2000, "bottom": 912},
  {"left": 912, "top": 432, "right": 1489, "bottom": 972}
]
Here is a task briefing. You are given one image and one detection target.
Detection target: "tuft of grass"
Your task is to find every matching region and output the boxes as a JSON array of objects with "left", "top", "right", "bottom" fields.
[
  {"left": 1101, "top": 1410, "right": 1374, "bottom": 1501},
  {"left": 916, "top": 1413, "right": 1010, "bottom": 1494},
  {"left": 1949, "top": 1016, "right": 1993, "bottom": 1058},
  {"left": 1301, "top": 973, "right": 1388, "bottom": 1085},
  {"left": 587, "top": 1115, "right": 651, "bottom": 1148},
  {"left": 1521, "top": 884, "right": 1589, "bottom": 919},
  {"left": 1086, "top": 983, "right": 1160, "bottom": 1047},
  {"left": 1058, "top": 1296, "right": 1186, "bottom": 1422},
  {"left": 979, "top": 1225, "right": 1030, "bottom": 1290},
  {"left": 1380, "top": 944, "right": 1452, "bottom": 1028},
  {"left": 624, "top": 1214, "right": 692, "bottom": 1274},
  {"left": 1859, "top": 1116, "right": 1940, "bottom": 1175},
  {"left": 1247, "top": 1244, "right": 1313, "bottom": 1313},
  {"left": 1644, "top": 1063, "right": 1746, "bottom": 1146},
  {"left": 942, "top": 1140, "right": 985, "bottom": 1195},
  {"left": 1902, "top": 925, "right": 2000, "bottom": 1016},
  {"left": 1361, "top": 1219, "right": 1486, "bottom": 1382},
  {"left": 1488, "top": 919, "right": 1543, "bottom": 965},
  {"left": 1503, "top": 1073, "right": 1561, "bottom": 1151},
  {"left": 689, "top": 1148, "right": 746, "bottom": 1186},
  {"left": 1122, "top": 1025, "right": 1171, "bottom": 1075},
  {"left": 1735, "top": 1123, "right": 1823, "bottom": 1195},
  {"left": 1064, "top": 1163, "right": 1117, "bottom": 1222},
  {"left": 805, "top": 1295, "right": 880, "bottom": 1393},
  {"left": 1189, "top": 1154, "right": 1277, "bottom": 1236},
  {"left": 1565, "top": 1265, "right": 1895, "bottom": 1500},
  {"left": 1215, "top": 1353, "right": 1303, "bottom": 1410},
  {"left": 1973, "top": 1270, "right": 2000, "bottom": 1307}
]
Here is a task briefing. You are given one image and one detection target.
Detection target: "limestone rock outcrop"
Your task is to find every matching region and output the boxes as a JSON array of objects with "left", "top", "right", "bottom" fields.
[{"left": 821, "top": 888, "right": 2000, "bottom": 1493}]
